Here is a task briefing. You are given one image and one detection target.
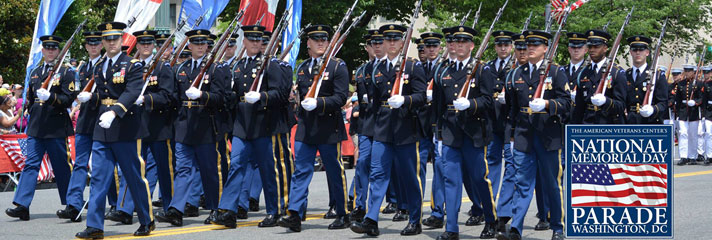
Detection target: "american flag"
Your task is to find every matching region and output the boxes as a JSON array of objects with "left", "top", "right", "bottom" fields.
[
  {"left": 551, "top": 0, "right": 589, "bottom": 24},
  {"left": 0, "top": 135, "right": 54, "bottom": 182},
  {"left": 571, "top": 164, "right": 668, "bottom": 207}
]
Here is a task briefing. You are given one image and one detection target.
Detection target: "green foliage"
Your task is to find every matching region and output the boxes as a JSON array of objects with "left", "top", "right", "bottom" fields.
[
  {"left": 56, "top": 0, "right": 119, "bottom": 65},
  {"left": 0, "top": 0, "right": 39, "bottom": 84}
]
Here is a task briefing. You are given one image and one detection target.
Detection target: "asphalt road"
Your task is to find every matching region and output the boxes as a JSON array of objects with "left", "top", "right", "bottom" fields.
[{"left": 1, "top": 163, "right": 711, "bottom": 239}]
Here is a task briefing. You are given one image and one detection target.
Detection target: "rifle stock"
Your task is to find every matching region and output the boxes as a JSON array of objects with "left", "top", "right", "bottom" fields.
[
  {"left": 41, "top": 18, "right": 87, "bottom": 90},
  {"left": 595, "top": 7, "right": 634, "bottom": 95},
  {"left": 391, "top": 0, "right": 423, "bottom": 97},
  {"left": 643, "top": 18, "right": 668, "bottom": 106}
]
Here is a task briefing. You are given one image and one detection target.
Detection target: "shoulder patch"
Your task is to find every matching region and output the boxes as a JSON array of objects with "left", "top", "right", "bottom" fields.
[
  {"left": 415, "top": 61, "right": 422, "bottom": 66},
  {"left": 484, "top": 65, "right": 490, "bottom": 70}
]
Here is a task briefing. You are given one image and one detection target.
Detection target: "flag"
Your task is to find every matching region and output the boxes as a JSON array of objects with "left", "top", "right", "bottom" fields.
[
  {"left": 114, "top": 0, "right": 165, "bottom": 54},
  {"left": 281, "top": 0, "right": 302, "bottom": 68},
  {"left": 240, "top": 0, "right": 279, "bottom": 31},
  {"left": 551, "top": 0, "right": 589, "bottom": 24},
  {"left": 571, "top": 164, "right": 668, "bottom": 207},
  {"left": 175, "top": 0, "right": 231, "bottom": 45},
  {"left": 22, "top": 0, "right": 75, "bottom": 128},
  {"left": 0, "top": 135, "right": 53, "bottom": 182}
]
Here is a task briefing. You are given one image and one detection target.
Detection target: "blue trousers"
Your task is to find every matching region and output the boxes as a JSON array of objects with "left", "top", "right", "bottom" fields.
[
  {"left": 486, "top": 134, "right": 505, "bottom": 198},
  {"left": 535, "top": 167, "right": 550, "bottom": 221},
  {"left": 13, "top": 137, "right": 72, "bottom": 208},
  {"left": 365, "top": 141, "right": 424, "bottom": 224},
  {"left": 442, "top": 138, "right": 497, "bottom": 233},
  {"left": 169, "top": 142, "right": 221, "bottom": 212},
  {"left": 222, "top": 134, "right": 291, "bottom": 214},
  {"left": 118, "top": 140, "right": 173, "bottom": 213},
  {"left": 66, "top": 134, "right": 92, "bottom": 210},
  {"left": 417, "top": 138, "right": 429, "bottom": 201},
  {"left": 510, "top": 135, "right": 564, "bottom": 234},
  {"left": 86, "top": 140, "right": 153, "bottom": 230},
  {"left": 353, "top": 135, "right": 372, "bottom": 209},
  {"left": 496, "top": 141, "right": 516, "bottom": 218},
  {"left": 107, "top": 166, "right": 119, "bottom": 207},
  {"left": 289, "top": 141, "right": 347, "bottom": 218},
  {"left": 430, "top": 139, "right": 445, "bottom": 219},
  {"left": 187, "top": 165, "right": 202, "bottom": 207},
  {"left": 247, "top": 163, "right": 262, "bottom": 201}
]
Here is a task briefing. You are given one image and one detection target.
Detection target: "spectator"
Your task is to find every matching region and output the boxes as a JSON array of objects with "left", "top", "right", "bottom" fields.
[
  {"left": 1, "top": 83, "right": 9, "bottom": 90},
  {"left": 12, "top": 85, "right": 25, "bottom": 131},
  {"left": 0, "top": 95, "right": 19, "bottom": 134}
]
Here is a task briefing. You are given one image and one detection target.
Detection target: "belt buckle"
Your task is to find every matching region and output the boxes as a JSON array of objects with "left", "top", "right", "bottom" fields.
[{"left": 187, "top": 101, "right": 194, "bottom": 108}]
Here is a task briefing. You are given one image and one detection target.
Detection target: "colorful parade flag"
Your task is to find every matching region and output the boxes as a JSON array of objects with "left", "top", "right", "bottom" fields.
[
  {"left": 114, "top": 0, "right": 165, "bottom": 54},
  {"left": 281, "top": 0, "right": 302, "bottom": 68}
]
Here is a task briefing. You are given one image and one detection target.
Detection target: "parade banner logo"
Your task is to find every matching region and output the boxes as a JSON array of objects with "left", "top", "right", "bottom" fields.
[{"left": 566, "top": 125, "right": 673, "bottom": 238}]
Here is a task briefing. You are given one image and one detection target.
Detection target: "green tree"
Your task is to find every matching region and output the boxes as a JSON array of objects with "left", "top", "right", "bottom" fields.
[
  {"left": 0, "top": 0, "right": 39, "bottom": 84},
  {"left": 55, "top": 0, "right": 119, "bottom": 66}
]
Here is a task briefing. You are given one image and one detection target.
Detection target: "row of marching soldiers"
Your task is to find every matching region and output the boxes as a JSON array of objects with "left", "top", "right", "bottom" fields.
[{"left": 1, "top": 19, "right": 680, "bottom": 240}]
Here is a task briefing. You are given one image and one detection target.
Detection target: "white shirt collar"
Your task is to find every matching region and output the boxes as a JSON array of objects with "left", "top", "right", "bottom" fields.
[
  {"left": 498, "top": 55, "right": 511, "bottom": 65},
  {"left": 192, "top": 56, "right": 205, "bottom": 65},
  {"left": 592, "top": 58, "right": 607, "bottom": 73},
  {"left": 108, "top": 53, "right": 121, "bottom": 64},
  {"left": 529, "top": 59, "right": 544, "bottom": 71},
  {"left": 89, "top": 56, "right": 101, "bottom": 66},
  {"left": 633, "top": 63, "right": 648, "bottom": 75},
  {"left": 226, "top": 55, "right": 237, "bottom": 65},
  {"left": 458, "top": 57, "right": 471, "bottom": 67},
  {"left": 141, "top": 54, "right": 154, "bottom": 65},
  {"left": 570, "top": 60, "right": 583, "bottom": 70}
]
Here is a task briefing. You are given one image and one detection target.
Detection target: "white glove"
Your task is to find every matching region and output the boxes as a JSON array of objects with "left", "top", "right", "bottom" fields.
[
  {"left": 301, "top": 98, "right": 317, "bottom": 111},
  {"left": 497, "top": 92, "right": 506, "bottom": 104},
  {"left": 388, "top": 95, "right": 405, "bottom": 108},
  {"left": 134, "top": 95, "right": 144, "bottom": 105},
  {"left": 687, "top": 100, "right": 696, "bottom": 107},
  {"left": 37, "top": 88, "right": 50, "bottom": 101},
  {"left": 245, "top": 91, "right": 261, "bottom": 104},
  {"left": 529, "top": 98, "right": 547, "bottom": 112},
  {"left": 570, "top": 90, "right": 577, "bottom": 100},
  {"left": 77, "top": 92, "right": 91, "bottom": 103},
  {"left": 98, "top": 111, "right": 116, "bottom": 129},
  {"left": 185, "top": 87, "right": 201, "bottom": 100},
  {"left": 640, "top": 105, "right": 654, "bottom": 117},
  {"left": 426, "top": 90, "right": 433, "bottom": 102},
  {"left": 362, "top": 94, "right": 368, "bottom": 103},
  {"left": 453, "top": 97, "right": 470, "bottom": 111},
  {"left": 591, "top": 94, "right": 606, "bottom": 106}
]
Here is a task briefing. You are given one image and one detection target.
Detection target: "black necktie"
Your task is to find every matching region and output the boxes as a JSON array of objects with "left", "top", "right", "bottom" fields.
[
  {"left": 571, "top": 66, "right": 576, "bottom": 76},
  {"left": 193, "top": 60, "right": 198, "bottom": 72},
  {"left": 593, "top": 64, "right": 598, "bottom": 73},
  {"left": 457, "top": 62, "right": 461, "bottom": 72},
  {"left": 635, "top": 69, "right": 640, "bottom": 82},
  {"left": 106, "top": 59, "right": 113, "bottom": 78}
]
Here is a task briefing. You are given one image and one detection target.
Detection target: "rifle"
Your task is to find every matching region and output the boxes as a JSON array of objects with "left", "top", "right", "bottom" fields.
[
  {"left": 169, "top": 10, "right": 209, "bottom": 66},
  {"left": 533, "top": 8, "right": 571, "bottom": 99},
  {"left": 643, "top": 18, "right": 668, "bottom": 106},
  {"left": 458, "top": 0, "right": 509, "bottom": 99},
  {"left": 304, "top": 0, "right": 359, "bottom": 99},
  {"left": 390, "top": 0, "right": 424, "bottom": 97},
  {"left": 227, "top": 13, "right": 267, "bottom": 62},
  {"left": 279, "top": 24, "right": 311, "bottom": 61},
  {"left": 190, "top": 8, "right": 248, "bottom": 89},
  {"left": 332, "top": 11, "right": 368, "bottom": 58},
  {"left": 40, "top": 18, "right": 87, "bottom": 90},
  {"left": 249, "top": 0, "right": 295, "bottom": 92},
  {"left": 138, "top": 18, "right": 189, "bottom": 97},
  {"left": 666, "top": 54, "right": 675, "bottom": 83},
  {"left": 470, "top": 2, "right": 483, "bottom": 29},
  {"left": 460, "top": 9, "right": 472, "bottom": 26},
  {"left": 602, "top": 19, "right": 612, "bottom": 32},
  {"left": 688, "top": 46, "right": 706, "bottom": 101},
  {"left": 595, "top": 7, "right": 634, "bottom": 96}
]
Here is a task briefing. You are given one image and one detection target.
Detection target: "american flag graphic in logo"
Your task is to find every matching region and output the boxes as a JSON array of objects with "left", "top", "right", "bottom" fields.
[{"left": 571, "top": 164, "right": 667, "bottom": 207}]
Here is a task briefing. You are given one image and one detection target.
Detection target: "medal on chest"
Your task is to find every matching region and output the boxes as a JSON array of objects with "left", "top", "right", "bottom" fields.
[
  {"left": 149, "top": 76, "right": 158, "bottom": 86},
  {"left": 113, "top": 67, "right": 126, "bottom": 84},
  {"left": 52, "top": 73, "right": 61, "bottom": 86}
]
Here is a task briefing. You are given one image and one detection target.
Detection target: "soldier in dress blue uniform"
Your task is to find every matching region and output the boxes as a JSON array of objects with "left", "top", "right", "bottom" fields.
[
  {"left": 277, "top": 24, "right": 350, "bottom": 232},
  {"left": 156, "top": 33, "right": 172, "bottom": 61},
  {"left": 496, "top": 32, "right": 529, "bottom": 234},
  {"left": 624, "top": 35, "right": 669, "bottom": 124},
  {"left": 177, "top": 49, "right": 191, "bottom": 64},
  {"left": 676, "top": 64, "right": 703, "bottom": 165},
  {"left": 6, "top": 34, "right": 77, "bottom": 222},
  {"left": 571, "top": 30, "right": 627, "bottom": 124},
  {"left": 417, "top": 38, "right": 426, "bottom": 62},
  {"left": 497, "top": 30, "right": 570, "bottom": 240},
  {"left": 563, "top": 32, "right": 588, "bottom": 95},
  {"left": 349, "top": 30, "right": 379, "bottom": 223},
  {"left": 427, "top": 26, "right": 497, "bottom": 240},
  {"left": 154, "top": 28, "right": 227, "bottom": 226},
  {"left": 75, "top": 22, "right": 155, "bottom": 238},
  {"left": 59, "top": 31, "right": 104, "bottom": 222},
  {"left": 215, "top": 33, "right": 240, "bottom": 187},
  {"left": 349, "top": 23, "right": 426, "bottom": 237},
  {"left": 213, "top": 25, "right": 293, "bottom": 228}
]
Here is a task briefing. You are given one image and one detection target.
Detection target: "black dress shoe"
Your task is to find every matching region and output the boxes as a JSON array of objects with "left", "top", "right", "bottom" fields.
[
  {"left": 324, "top": 206, "right": 337, "bottom": 219},
  {"left": 382, "top": 202, "right": 396, "bottom": 214},
  {"left": 155, "top": 207, "right": 183, "bottom": 226},
  {"left": 400, "top": 222, "right": 422, "bottom": 236},
  {"left": 301, "top": 210, "right": 307, "bottom": 221},
  {"left": 350, "top": 217, "right": 379, "bottom": 236},
  {"left": 5, "top": 205, "right": 29, "bottom": 221},
  {"left": 76, "top": 227, "right": 104, "bottom": 239},
  {"left": 184, "top": 203, "right": 199, "bottom": 217},
  {"left": 422, "top": 215, "right": 444, "bottom": 228},
  {"left": 496, "top": 217, "right": 509, "bottom": 233},
  {"left": 258, "top": 214, "right": 280, "bottom": 227},
  {"left": 466, "top": 214, "right": 484, "bottom": 226},
  {"left": 104, "top": 206, "right": 116, "bottom": 219},
  {"left": 152, "top": 198, "right": 163, "bottom": 208},
  {"left": 349, "top": 207, "right": 366, "bottom": 222},
  {"left": 704, "top": 157, "right": 711, "bottom": 166},
  {"left": 501, "top": 228, "right": 521, "bottom": 240},
  {"left": 677, "top": 158, "right": 689, "bottom": 166},
  {"left": 535, "top": 219, "right": 550, "bottom": 231},
  {"left": 278, "top": 212, "right": 302, "bottom": 232},
  {"left": 392, "top": 209, "right": 408, "bottom": 222},
  {"left": 552, "top": 231, "right": 564, "bottom": 240},
  {"left": 106, "top": 210, "right": 133, "bottom": 224},
  {"left": 57, "top": 205, "right": 82, "bottom": 222},
  {"left": 480, "top": 222, "right": 497, "bottom": 239},
  {"left": 328, "top": 215, "right": 351, "bottom": 229},
  {"left": 133, "top": 221, "right": 155, "bottom": 236},
  {"left": 204, "top": 210, "right": 218, "bottom": 224},
  {"left": 347, "top": 197, "right": 354, "bottom": 211},
  {"left": 437, "top": 231, "right": 459, "bottom": 240},
  {"left": 199, "top": 195, "right": 206, "bottom": 209},
  {"left": 689, "top": 157, "right": 699, "bottom": 165},
  {"left": 249, "top": 198, "right": 259, "bottom": 212},
  {"left": 213, "top": 209, "right": 237, "bottom": 228},
  {"left": 236, "top": 207, "right": 248, "bottom": 219}
]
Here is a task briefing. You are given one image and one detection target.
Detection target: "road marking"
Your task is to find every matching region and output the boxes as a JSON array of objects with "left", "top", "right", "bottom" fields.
[{"left": 99, "top": 170, "right": 712, "bottom": 239}]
